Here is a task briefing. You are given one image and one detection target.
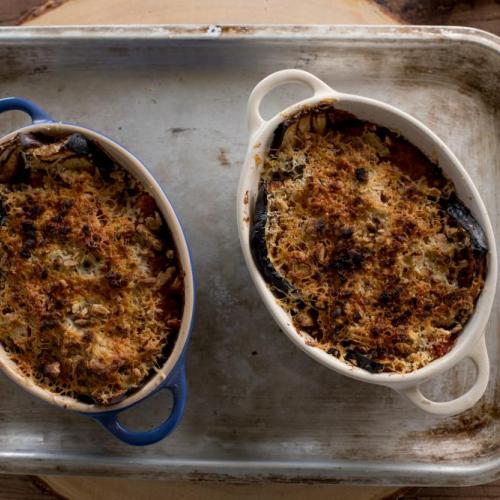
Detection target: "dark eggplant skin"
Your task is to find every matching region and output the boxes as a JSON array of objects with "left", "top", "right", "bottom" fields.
[
  {"left": 65, "top": 133, "right": 115, "bottom": 181},
  {"left": 250, "top": 183, "right": 292, "bottom": 296},
  {"left": 345, "top": 350, "right": 384, "bottom": 374},
  {"left": 269, "top": 122, "right": 287, "bottom": 153},
  {"left": 443, "top": 195, "right": 488, "bottom": 254},
  {"left": 15, "top": 132, "right": 116, "bottom": 182},
  {"left": 65, "top": 133, "right": 91, "bottom": 155}
]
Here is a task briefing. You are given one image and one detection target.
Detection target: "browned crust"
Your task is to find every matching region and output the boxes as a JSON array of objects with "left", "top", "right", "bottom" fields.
[
  {"left": 255, "top": 106, "right": 486, "bottom": 373},
  {"left": 0, "top": 132, "right": 184, "bottom": 404}
]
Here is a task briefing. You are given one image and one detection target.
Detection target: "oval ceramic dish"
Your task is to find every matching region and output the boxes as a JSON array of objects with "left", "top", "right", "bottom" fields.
[
  {"left": 237, "top": 69, "right": 497, "bottom": 417},
  {"left": 0, "top": 97, "right": 196, "bottom": 445}
]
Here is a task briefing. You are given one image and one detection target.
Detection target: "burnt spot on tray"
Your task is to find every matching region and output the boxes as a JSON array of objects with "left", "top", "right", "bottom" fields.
[{"left": 218, "top": 148, "right": 230, "bottom": 168}]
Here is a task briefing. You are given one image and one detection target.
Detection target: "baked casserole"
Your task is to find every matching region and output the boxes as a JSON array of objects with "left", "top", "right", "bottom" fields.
[
  {"left": 251, "top": 105, "right": 487, "bottom": 374},
  {"left": 0, "top": 132, "right": 183, "bottom": 404}
]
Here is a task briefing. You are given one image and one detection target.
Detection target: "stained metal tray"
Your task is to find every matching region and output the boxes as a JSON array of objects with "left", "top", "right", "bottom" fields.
[{"left": 0, "top": 25, "right": 498, "bottom": 486}]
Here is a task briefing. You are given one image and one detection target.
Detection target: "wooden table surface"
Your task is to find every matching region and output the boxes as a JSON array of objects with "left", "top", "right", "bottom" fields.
[
  {"left": 0, "top": 1, "right": 498, "bottom": 499},
  {"left": 1, "top": 0, "right": 499, "bottom": 35}
]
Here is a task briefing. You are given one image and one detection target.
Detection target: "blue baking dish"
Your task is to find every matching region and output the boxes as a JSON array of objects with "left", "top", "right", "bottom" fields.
[{"left": 0, "top": 97, "right": 196, "bottom": 446}]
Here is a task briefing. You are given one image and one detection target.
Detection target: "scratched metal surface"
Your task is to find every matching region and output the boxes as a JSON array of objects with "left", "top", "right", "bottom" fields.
[{"left": 0, "top": 25, "right": 497, "bottom": 485}]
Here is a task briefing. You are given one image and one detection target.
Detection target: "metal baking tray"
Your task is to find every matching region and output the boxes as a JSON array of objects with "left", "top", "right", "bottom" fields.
[{"left": 0, "top": 25, "right": 497, "bottom": 486}]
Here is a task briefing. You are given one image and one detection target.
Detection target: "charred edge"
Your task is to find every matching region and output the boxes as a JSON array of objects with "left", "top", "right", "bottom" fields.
[
  {"left": 345, "top": 349, "right": 384, "bottom": 374},
  {"left": 250, "top": 183, "right": 292, "bottom": 296},
  {"left": 74, "top": 393, "right": 97, "bottom": 405},
  {"left": 443, "top": 195, "right": 488, "bottom": 254}
]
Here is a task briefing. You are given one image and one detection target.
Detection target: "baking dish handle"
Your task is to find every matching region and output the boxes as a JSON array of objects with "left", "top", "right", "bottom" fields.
[
  {"left": 0, "top": 97, "right": 54, "bottom": 123},
  {"left": 400, "top": 336, "right": 489, "bottom": 417},
  {"left": 247, "top": 69, "right": 336, "bottom": 138},
  {"left": 93, "top": 365, "right": 187, "bottom": 446}
]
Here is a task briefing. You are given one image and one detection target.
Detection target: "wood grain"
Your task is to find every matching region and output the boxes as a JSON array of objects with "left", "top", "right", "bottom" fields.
[
  {"left": 0, "top": 474, "right": 62, "bottom": 499},
  {"left": 0, "top": 0, "right": 67, "bottom": 25},
  {"left": 375, "top": 0, "right": 500, "bottom": 35},
  {"left": 0, "top": 0, "right": 47, "bottom": 25},
  {"left": 0, "top": 0, "right": 498, "bottom": 33},
  {"left": 38, "top": 476, "right": 500, "bottom": 500},
  {"left": 17, "top": 0, "right": 500, "bottom": 35},
  {"left": 41, "top": 476, "right": 397, "bottom": 500},
  {"left": 0, "top": 474, "right": 499, "bottom": 500},
  {"left": 24, "top": 0, "right": 396, "bottom": 25}
]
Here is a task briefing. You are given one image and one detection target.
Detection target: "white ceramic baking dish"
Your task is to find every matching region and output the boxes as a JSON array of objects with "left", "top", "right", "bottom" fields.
[
  {"left": 0, "top": 97, "right": 196, "bottom": 445},
  {"left": 237, "top": 69, "right": 497, "bottom": 417}
]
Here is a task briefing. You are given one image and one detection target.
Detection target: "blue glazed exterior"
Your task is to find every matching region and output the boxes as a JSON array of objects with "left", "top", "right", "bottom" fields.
[
  {"left": 0, "top": 97, "right": 54, "bottom": 123},
  {"left": 91, "top": 360, "right": 189, "bottom": 446},
  {"left": 0, "top": 97, "right": 195, "bottom": 446}
]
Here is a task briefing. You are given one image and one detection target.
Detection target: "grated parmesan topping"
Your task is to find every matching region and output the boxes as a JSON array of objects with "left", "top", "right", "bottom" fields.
[
  {"left": 254, "top": 106, "right": 486, "bottom": 373},
  {"left": 0, "top": 132, "right": 183, "bottom": 404}
]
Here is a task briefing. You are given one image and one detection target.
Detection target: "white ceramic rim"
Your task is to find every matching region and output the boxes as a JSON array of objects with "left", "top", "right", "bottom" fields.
[
  {"left": 237, "top": 69, "right": 497, "bottom": 416},
  {"left": 0, "top": 122, "right": 195, "bottom": 414}
]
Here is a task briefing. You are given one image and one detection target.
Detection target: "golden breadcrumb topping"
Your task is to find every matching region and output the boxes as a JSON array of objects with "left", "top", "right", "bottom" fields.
[
  {"left": 252, "top": 106, "right": 486, "bottom": 373},
  {"left": 0, "top": 132, "right": 183, "bottom": 404}
]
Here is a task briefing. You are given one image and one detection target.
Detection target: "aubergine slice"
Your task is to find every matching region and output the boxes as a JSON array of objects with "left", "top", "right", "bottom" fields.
[
  {"left": 0, "top": 132, "right": 118, "bottom": 186},
  {"left": 250, "top": 183, "right": 292, "bottom": 296},
  {"left": 345, "top": 349, "right": 384, "bottom": 374},
  {"left": 443, "top": 195, "right": 488, "bottom": 255},
  {"left": 64, "top": 134, "right": 115, "bottom": 180},
  {"left": 16, "top": 132, "right": 115, "bottom": 181}
]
